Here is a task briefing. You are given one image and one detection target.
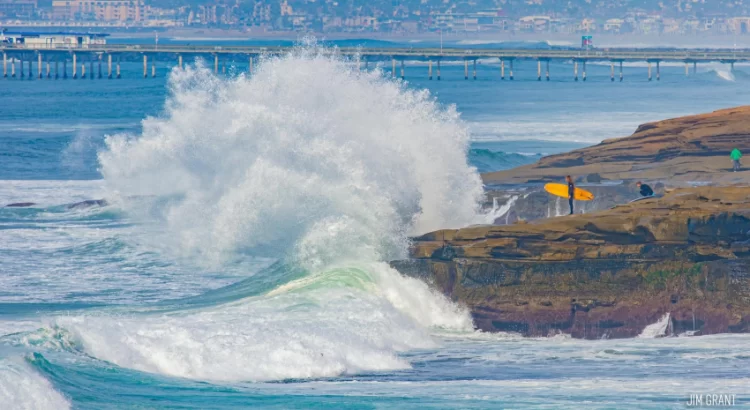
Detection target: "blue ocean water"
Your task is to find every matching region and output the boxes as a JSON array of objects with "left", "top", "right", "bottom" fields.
[{"left": 1, "top": 44, "right": 749, "bottom": 409}]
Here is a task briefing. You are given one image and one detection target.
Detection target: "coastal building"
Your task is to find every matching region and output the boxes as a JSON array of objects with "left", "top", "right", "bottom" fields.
[
  {"left": 431, "top": 12, "right": 455, "bottom": 31},
  {"left": 0, "top": 0, "right": 36, "bottom": 18},
  {"left": 51, "top": 0, "right": 146, "bottom": 22},
  {"left": 519, "top": 16, "right": 551, "bottom": 32},
  {"left": 578, "top": 18, "right": 596, "bottom": 32},
  {"left": 0, "top": 31, "right": 107, "bottom": 48},
  {"left": 603, "top": 18, "right": 624, "bottom": 32},
  {"left": 681, "top": 17, "right": 698, "bottom": 33},
  {"left": 727, "top": 17, "right": 750, "bottom": 34},
  {"left": 280, "top": 0, "right": 292, "bottom": 17}
]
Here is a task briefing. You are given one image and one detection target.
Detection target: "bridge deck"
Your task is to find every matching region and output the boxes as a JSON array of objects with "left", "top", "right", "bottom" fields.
[{"left": 2, "top": 44, "right": 750, "bottom": 62}]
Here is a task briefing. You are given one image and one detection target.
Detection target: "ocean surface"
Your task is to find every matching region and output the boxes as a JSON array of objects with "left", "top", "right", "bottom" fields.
[{"left": 1, "top": 41, "right": 749, "bottom": 409}]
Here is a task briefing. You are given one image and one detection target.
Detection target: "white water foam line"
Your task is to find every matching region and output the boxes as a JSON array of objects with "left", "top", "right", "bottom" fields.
[
  {"left": 489, "top": 195, "right": 518, "bottom": 224},
  {"left": 638, "top": 313, "right": 671, "bottom": 338}
]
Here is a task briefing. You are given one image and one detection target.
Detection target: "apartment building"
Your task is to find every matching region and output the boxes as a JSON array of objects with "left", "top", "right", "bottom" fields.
[{"left": 52, "top": 0, "right": 146, "bottom": 22}]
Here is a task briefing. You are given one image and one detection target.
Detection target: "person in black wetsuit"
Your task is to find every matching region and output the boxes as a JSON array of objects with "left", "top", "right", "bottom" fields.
[
  {"left": 636, "top": 181, "right": 654, "bottom": 197},
  {"left": 566, "top": 175, "right": 575, "bottom": 215}
]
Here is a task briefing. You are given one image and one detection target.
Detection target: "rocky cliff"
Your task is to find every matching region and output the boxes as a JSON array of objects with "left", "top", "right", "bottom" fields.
[
  {"left": 483, "top": 106, "right": 750, "bottom": 185},
  {"left": 393, "top": 187, "right": 750, "bottom": 339}
]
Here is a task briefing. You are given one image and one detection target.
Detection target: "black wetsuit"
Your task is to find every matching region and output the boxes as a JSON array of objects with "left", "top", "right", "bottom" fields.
[
  {"left": 568, "top": 182, "right": 575, "bottom": 215},
  {"left": 639, "top": 184, "right": 654, "bottom": 197}
]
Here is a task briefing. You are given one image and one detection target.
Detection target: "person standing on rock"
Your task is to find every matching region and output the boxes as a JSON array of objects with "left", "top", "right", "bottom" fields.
[
  {"left": 731, "top": 148, "right": 742, "bottom": 172},
  {"left": 566, "top": 175, "right": 575, "bottom": 215}
]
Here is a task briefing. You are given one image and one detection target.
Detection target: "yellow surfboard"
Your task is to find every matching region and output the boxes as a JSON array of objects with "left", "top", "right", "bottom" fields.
[{"left": 544, "top": 183, "right": 595, "bottom": 201}]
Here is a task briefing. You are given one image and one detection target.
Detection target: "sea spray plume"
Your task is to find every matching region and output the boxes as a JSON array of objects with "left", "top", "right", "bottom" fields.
[
  {"left": 53, "top": 45, "right": 478, "bottom": 383},
  {"left": 99, "top": 45, "right": 485, "bottom": 267}
]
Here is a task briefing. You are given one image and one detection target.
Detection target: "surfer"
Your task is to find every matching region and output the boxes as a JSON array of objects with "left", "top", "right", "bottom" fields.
[
  {"left": 636, "top": 181, "right": 654, "bottom": 197},
  {"left": 566, "top": 175, "right": 575, "bottom": 215},
  {"left": 731, "top": 148, "right": 742, "bottom": 172}
]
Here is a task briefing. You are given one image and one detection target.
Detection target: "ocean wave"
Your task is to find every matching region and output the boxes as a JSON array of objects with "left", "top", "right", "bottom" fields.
[
  {"left": 468, "top": 148, "right": 541, "bottom": 173},
  {"left": 713, "top": 69, "right": 736, "bottom": 82},
  {"left": 53, "top": 262, "right": 471, "bottom": 382},
  {"left": 0, "top": 356, "right": 70, "bottom": 410},
  {"left": 46, "top": 43, "right": 481, "bottom": 382},
  {"left": 453, "top": 40, "right": 555, "bottom": 49},
  {"left": 0, "top": 180, "right": 105, "bottom": 208}
]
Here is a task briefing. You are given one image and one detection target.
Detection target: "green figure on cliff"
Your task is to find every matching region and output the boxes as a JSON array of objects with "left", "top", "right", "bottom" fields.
[{"left": 731, "top": 148, "right": 742, "bottom": 172}]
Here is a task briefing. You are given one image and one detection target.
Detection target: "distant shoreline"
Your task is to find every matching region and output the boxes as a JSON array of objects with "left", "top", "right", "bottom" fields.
[
  {"left": 6, "top": 26, "right": 748, "bottom": 48},
  {"left": 118, "top": 30, "right": 750, "bottom": 47}
]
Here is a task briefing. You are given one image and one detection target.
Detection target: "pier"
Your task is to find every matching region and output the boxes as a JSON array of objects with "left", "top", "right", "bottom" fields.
[{"left": 2, "top": 43, "right": 750, "bottom": 81}]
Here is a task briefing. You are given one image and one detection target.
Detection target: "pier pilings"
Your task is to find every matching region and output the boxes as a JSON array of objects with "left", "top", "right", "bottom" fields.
[
  {"left": 582, "top": 60, "right": 587, "bottom": 81},
  {"left": 537, "top": 60, "right": 541, "bottom": 81},
  {"left": 656, "top": 61, "right": 661, "bottom": 81},
  {"left": 0, "top": 46, "right": 731, "bottom": 83}
]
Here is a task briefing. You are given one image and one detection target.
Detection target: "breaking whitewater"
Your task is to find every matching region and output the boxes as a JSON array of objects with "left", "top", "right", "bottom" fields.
[{"left": 1, "top": 46, "right": 748, "bottom": 409}]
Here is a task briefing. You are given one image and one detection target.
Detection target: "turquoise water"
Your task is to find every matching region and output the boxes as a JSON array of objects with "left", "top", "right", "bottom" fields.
[{"left": 1, "top": 43, "right": 750, "bottom": 409}]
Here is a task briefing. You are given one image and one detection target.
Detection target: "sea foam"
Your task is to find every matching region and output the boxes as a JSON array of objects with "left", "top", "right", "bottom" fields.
[{"left": 0, "top": 357, "right": 70, "bottom": 410}]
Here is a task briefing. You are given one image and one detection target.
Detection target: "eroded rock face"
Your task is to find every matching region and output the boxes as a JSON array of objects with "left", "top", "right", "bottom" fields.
[
  {"left": 392, "top": 187, "right": 750, "bottom": 339},
  {"left": 483, "top": 106, "right": 750, "bottom": 185}
]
